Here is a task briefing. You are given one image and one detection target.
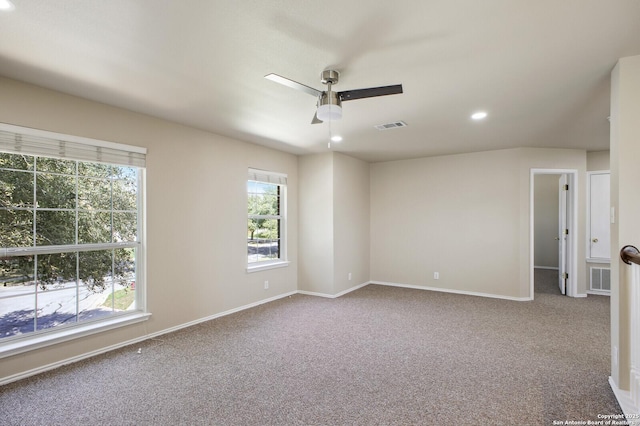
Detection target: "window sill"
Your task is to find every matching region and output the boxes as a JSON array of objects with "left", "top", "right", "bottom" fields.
[
  {"left": 586, "top": 258, "right": 611, "bottom": 264},
  {"left": 246, "top": 260, "right": 290, "bottom": 273},
  {"left": 0, "top": 311, "right": 151, "bottom": 359}
]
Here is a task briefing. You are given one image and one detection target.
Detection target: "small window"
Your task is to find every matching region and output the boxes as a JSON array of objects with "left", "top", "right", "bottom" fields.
[{"left": 247, "top": 169, "right": 287, "bottom": 270}]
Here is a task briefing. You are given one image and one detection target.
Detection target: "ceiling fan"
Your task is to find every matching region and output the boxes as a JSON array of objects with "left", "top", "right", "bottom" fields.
[{"left": 265, "top": 70, "right": 403, "bottom": 124}]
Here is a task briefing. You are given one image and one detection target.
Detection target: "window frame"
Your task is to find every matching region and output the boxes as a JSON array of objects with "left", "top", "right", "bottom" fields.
[
  {"left": 246, "top": 168, "right": 289, "bottom": 273},
  {"left": 0, "top": 123, "right": 149, "bottom": 358}
]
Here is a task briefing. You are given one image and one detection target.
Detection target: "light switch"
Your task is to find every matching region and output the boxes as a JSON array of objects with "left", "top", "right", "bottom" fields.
[{"left": 611, "top": 206, "right": 616, "bottom": 224}]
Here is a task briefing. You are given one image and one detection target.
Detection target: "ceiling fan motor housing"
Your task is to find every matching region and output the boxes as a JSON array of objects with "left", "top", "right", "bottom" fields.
[
  {"left": 321, "top": 69, "right": 340, "bottom": 85},
  {"left": 319, "top": 90, "right": 341, "bottom": 108}
]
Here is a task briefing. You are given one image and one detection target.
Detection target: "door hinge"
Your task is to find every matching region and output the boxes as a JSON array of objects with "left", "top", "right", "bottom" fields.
[
  {"left": 563, "top": 229, "right": 569, "bottom": 235},
  {"left": 562, "top": 272, "right": 569, "bottom": 280},
  {"left": 563, "top": 184, "right": 569, "bottom": 191}
]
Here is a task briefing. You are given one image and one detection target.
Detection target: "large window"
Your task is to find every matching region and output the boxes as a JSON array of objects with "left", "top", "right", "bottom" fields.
[
  {"left": 247, "top": 168, "right": 287, "bottom": 270},
  {"left": 0, "top": 124, "right": 146, "bottom": 355}
]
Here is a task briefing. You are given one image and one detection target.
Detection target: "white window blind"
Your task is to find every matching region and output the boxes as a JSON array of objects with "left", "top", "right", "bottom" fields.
[
  {"left": 248, "top": 168, "right": 287, "bottom": 185},
  {"left": 0, "top": 123, "right": 146, "bottom": 168}
]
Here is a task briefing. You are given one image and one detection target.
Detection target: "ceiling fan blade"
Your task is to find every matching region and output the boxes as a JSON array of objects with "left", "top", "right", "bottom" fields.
[
  {"left": 264, "top": 73, "right": 322, "bottom": 97},
  {"left": 338, "top": 84, "right": 403, "bottom": 101},
  {"left": 311, "top": 111, "right": 322, "bottom": 124}
]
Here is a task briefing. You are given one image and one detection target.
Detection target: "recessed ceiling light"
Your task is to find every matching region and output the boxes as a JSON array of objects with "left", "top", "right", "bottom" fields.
[
  {"left": 0, "top": 0, "right": 15, "bottom": 11},
  {"left": 471, "top": 111, "right": 488, "bottom": 120},
  {"left": 330, "top": 135, "right": 343, "bottom": 142}
]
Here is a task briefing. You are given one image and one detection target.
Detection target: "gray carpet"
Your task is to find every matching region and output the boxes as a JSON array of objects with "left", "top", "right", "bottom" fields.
[{"left": 0, "top": 271, "right": 621, "bottom": 425}]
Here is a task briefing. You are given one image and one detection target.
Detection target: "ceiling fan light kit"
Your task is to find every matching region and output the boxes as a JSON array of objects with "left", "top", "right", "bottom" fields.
[
  {"left": 317, "top": 104, "right": 342, "bottom": 122},
  {"left": 317, "top": 91, "right": 342, "bottom": 122},
  {"left": 265, "top": 69, "right": 403, "bottom": 124}
]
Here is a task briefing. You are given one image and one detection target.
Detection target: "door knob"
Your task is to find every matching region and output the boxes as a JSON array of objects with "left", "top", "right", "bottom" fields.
[{"left": 592, "top": 238, "right": 599, "bottom": 243}]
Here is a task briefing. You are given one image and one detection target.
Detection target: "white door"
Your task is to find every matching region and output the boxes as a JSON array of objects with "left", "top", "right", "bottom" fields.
[
  {"left": 558, "top": 175, "right": 568, "bottom": 295},
  {"left": 589, "top": 172, "right": 611, "bottom": 260}
]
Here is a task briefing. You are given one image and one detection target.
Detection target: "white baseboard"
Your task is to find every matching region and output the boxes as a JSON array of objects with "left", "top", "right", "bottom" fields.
[
  {"left": 534, "top": 266, "right": 559, "bottom": 270},
  {"left": 370, "top": 280, "right": 532, "bottom": 302},
  {"left": 0, "top": 290, "right": 298, "bottom": 386},
  {"left": 0, "top": 279, "right": 530, "bottom": 386},
  {"left": 609, "top": 376, "right": 639, "bottom": 416},
  {"left": 587, "top": 290, "right": 611, "bottom": 296},
  {"left": 297, "top": 281, "right": 369, "bottom": 299},
  {"left": 1, "top": 336, "right": 150, "bottom": 387},
  {"left": 143, "top": 290, "right": 298, "bottom": 341}
]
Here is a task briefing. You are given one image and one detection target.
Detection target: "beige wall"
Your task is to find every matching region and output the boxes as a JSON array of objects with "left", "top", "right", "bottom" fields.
[
  {"left": 587, "top": 151, "right": 610, "bottom": 172},
  {"left": 610, "top": 55, "right": 640, "bottom": 390},
  {"left": 371, "top": 149, "right": 522, "bottom": 297},
  {"left": 298, "top": 153, "right": 334, "bottom": 294},
  {"left": 371, "top": 147, "right": 587, "bottom": 299},
  {"left": 298, "top": 152, "right": 370, "bottom": 295},
  {"left": 534, "top": 174, "right": 560, "bottom": 269},
  {"left": 333, "top": 153, "right": 370, "bottom": 293},
  {"left": 0, "top": 77, "right": 299, "bottom": 382}
]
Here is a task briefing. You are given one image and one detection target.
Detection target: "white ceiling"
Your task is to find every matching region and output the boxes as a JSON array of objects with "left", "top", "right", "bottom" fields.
[{"left": 0, "top": 1, "right": 639, "bottom": 162}]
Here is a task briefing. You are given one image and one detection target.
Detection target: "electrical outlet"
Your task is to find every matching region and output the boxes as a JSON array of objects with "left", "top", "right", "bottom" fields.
[
  {"left": 434, "top": 272, "right": 439, "bottom": 280},
  {"left": 264, "top": 280, "right": 269, "bottom": 290},
  {"left": 348, "top": 273, "right": 352, "bottom": 281}
]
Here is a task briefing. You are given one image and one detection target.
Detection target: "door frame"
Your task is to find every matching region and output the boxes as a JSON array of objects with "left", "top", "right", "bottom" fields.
[
  {"left": 559, "top": 173, "right": 569, "bottom": 295},
  {"left": 530, "top": 168, "right": 579, "bottom": 299}
]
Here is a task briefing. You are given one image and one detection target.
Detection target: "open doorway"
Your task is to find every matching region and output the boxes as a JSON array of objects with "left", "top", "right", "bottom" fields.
[{"left": 530, "top": 169, "right": 578, "bottom": 299}]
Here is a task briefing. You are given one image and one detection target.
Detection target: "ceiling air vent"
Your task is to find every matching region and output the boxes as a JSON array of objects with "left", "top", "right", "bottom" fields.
[{"left": 374, "top": 121, "right": 407, "bottom": 131}]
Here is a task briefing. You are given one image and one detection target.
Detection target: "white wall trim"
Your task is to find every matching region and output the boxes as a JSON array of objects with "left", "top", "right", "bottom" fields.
[
  {"left": 586, "top": 170, "right": 611, "bottom": 263},
  {"left": 0, "top": 312, "right": 151, "bottom": 360},
  {"left": 297, "top": 281, "right": 369, "bottom": 299},
  {"left": 586, "top": 258, "right": 611, "bottom": 264},
  {"left": 587, "top": 290, "right": 611, "bottom": 296},
  {"left": 2, "top": 278, "right": 533, "bottom": 386},
  {"left": 609, "top": 376, "right": 639, "bottom": 417},
  {"left": 300, "top": 280, "right": 533, "bottom": 301},
  {"left": 530, "top": 169, "right": 579, "bottom": 299},
  {"left": 370, "top": 280, "right": 532, "bottom": 302},
  {"left": 246, "top": 260, "right": 290, "bottom": 273},
  {"left": 143, "top": 290, "right": 299, "bottom": 340},
  {"left": 0, "top": 290, "right": 297, "bottom": 386}
]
